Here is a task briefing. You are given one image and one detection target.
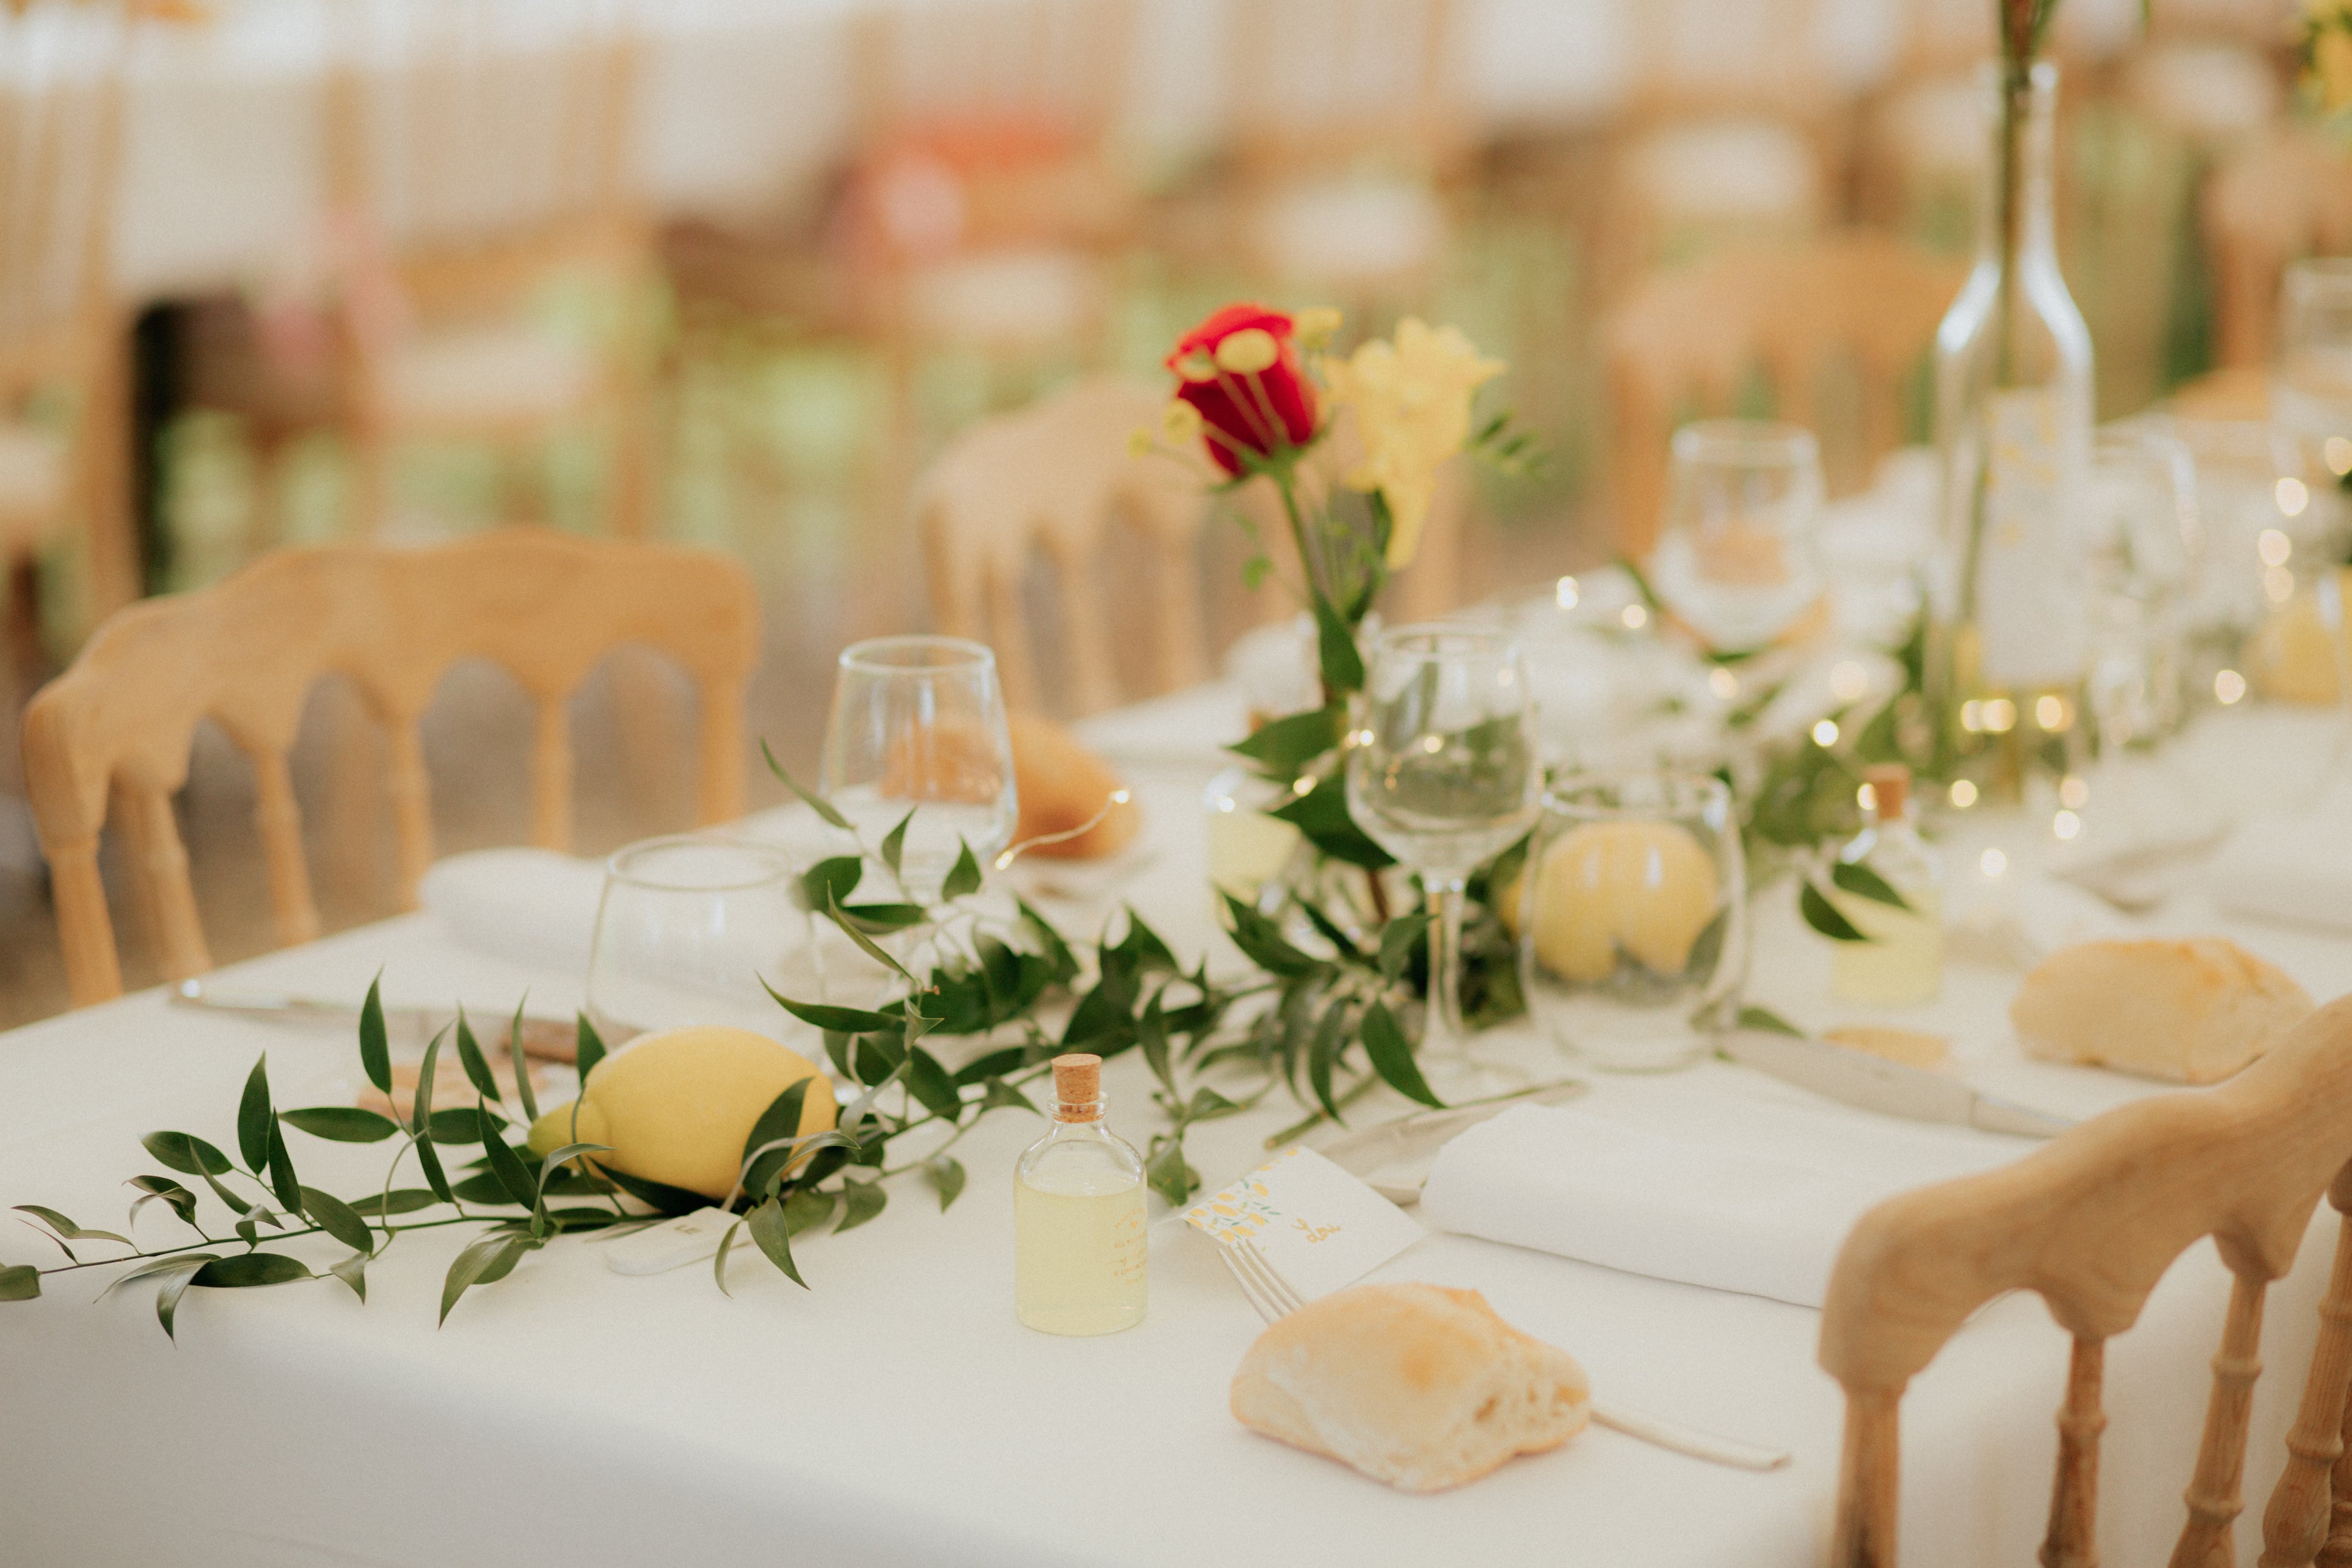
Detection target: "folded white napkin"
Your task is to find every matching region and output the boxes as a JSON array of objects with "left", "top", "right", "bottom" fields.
[
  {"left": 1418, "top": 1100, "right": 2017, "bottom": 1308},
  {"left": 419, "top": 847, "right": 610, "bottom": 975},
  {"left": 2207, "top": 811, "right": 2352, "bottom": 934}
]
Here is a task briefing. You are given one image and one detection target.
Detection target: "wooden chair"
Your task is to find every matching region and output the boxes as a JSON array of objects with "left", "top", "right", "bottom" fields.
[
  {"left": 323, "top": 0, "right": 656, "bottom": 539},
  {"left": 1603, "top": 233, "right": 1965, "bottom": 557},
  {"left": 2206, "top": 129, "right": 2352, "bottom": 372},
  {"left": 0, "top": 1, "right": 139, "bottom": 768},
  {"left": 1820, "top": 992, "right": 2352, "bottom": 1568},
  {"left": 19, "top": 529, "right": 757, "bottom": 1008},
  {"left": 1222, "top": 0, "right": 1465, "bottom": 319},
  {"left": 918, "top": 377, "right": 1205, "bottom": 717},
  {"left": 1600, "top": 0, "right": 1835, "bottom": 298}
]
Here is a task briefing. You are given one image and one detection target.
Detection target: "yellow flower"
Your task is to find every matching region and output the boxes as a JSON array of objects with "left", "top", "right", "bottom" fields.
[
  {"left": 1127, "top": 426, "right": 1155, "bottom": 458},
  {"left": 2320, "top": 25, "right": 2352, "bottom": 111},
  {"left": 1322, "top": 318, "right": 1504, "bottom": 569}
]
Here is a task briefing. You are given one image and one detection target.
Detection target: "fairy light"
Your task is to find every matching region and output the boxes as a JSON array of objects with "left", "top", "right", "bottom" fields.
[
  {"left": 1555, "top": 576, "right": 1579, "bottom": 609},
  {"left": 2260, "top": 527, "right": 2293, "bottom": 566},
  {"left": 1621, "top": 604, "right": 1649, "bottom": 630},
  {"left": 1812, "top": 718, "right": 1840, "bottom": 747},
  {"left": 1949, "top": 779, "right": 1979, "bottom": 809},
  {"left": 2265, "top": 566, "right": 2296, "bottom": 603},
  {"left": 2215, "top": 668, "right": 2247, "bottom": 704},
  {"left": 2328, "top": 436, "right": 2352, "bottom": 476},
  {"left": 2053, "top": 810, "right": 2082, "bottom": 841},
  {"left": 1980, "top": 847, "right": 2008, "bottom": 878},
  {"left": 1708, "top": 667, "right": 1739, "bottom": 700},
  {"left": 2034, "top": 694, "right": 2069, "bottom": 732},
  {"left": 1982, "top": 697, "right": 2017, "bottom": 734},
  {"left": 2059, "top": 774, "right": 2089, "bottom": 809},
  {"left": 2277, "top": 477, "right": 2310, "bottom": 517},
  {"left": 1292, "top": 775, "right": 1317, "bottom": 794}
]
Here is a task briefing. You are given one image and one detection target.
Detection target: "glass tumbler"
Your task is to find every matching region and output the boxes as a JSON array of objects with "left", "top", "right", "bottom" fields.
[
  {"left": 1650, "top": 419, "right": 1827, "bottom": 653},
  {"left": 1518, "top": 773, "right": 1745, "bottom": 1072},
  {"left": 584, "top": 835, "right": 804, "bottom": 1047}
]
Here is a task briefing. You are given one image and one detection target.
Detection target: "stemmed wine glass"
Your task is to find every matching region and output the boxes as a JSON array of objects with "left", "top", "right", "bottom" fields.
[
  {"left": 1345, "top": 625, "right": 1542, "bottom": 1083},
  {"left": 818, "top": 636, "right": 1018, "bottom": 904}
]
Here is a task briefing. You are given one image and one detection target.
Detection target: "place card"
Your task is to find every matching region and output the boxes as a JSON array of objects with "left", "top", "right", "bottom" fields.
[{"left": 1182, "top": 1145, "right": 1425, "bottom": 1301}]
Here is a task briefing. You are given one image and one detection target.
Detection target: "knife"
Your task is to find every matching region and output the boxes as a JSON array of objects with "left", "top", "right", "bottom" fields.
[
  {"left": 1318, "top": 1079, "right": 1589, "bottom": 1202},
  {"left": 171, "top": 981, "right": 582, "bottom": 1064},
  {"left": 1720, "top": 1027, "right": 2073, "bottom": 1139}
]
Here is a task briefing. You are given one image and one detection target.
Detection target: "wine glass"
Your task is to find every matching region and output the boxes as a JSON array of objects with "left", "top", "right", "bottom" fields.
[
  {"left": 1649, "top": 419, "right": 1827, "bottom": 653},
  {"left": 584, "top": 835, "right": 805, "bottom": 1048},
  {"left": 1344, "top": 625, "right": 1542, "bottom": 1081},
  {"left": 2275, "top": 258, "right": 2352, "bottom": 502},
  {"left": 818, "top": 636, "right": 1018, "bottom": 902}
]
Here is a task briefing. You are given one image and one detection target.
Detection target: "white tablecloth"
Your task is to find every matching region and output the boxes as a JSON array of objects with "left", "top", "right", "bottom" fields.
[{"left": 1, "top": 680, "right": 2346, "bottom": 1567}]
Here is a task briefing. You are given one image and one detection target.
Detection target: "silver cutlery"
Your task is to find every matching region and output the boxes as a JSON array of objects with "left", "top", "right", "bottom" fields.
[
  {"left": 1214, "top": 1235, "right": 1792, "bottom": 1472},
  {"left": 171, "top": 980, "right": 580, "bottom": 1063},
  {"left": 1316, "top": 1079, "right": 1588, "bottom": 1203},
  {"left": 1720, "top": 1026, "right": 2072, "bottom": 1138}
]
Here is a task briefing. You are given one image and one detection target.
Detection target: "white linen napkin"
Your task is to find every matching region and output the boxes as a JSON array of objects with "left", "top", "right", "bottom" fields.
[
  {"left": 2207, "top": 811, "right": 2352, "bottom": 934},
  {"left": 419, "top": 847, "right": 610, "bottom": 975},
  {"left": 1417, "top": 1100, "right": 2019, "bottom": 1309}
]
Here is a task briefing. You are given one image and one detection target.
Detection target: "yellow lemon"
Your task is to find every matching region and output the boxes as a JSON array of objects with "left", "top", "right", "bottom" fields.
[
  {"left": 526, "top": 1025, "right": 836, "bottom": 1201},
  {"left": 1529, "top": 821, "right": 1720, "bottom": 984}
]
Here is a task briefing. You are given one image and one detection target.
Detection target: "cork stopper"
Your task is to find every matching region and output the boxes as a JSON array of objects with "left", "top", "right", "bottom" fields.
[
  {"left": 1051, "top": 1054, "right": 1104, "bottom": 1122},
  {"left": 1863, "top": 763, "right": 1911, "bottom": 821}
]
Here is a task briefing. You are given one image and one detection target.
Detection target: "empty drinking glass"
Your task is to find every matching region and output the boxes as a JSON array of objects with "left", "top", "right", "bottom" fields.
[
  {"left": 1518, "top": 773, "right": 1744, "bottom": 1072},
  {"left": 1650, "top": 420, "right": 1827, "bottom": 653},
  {"left": 1344, "top": 625, "right": 1542, "bottom": 1079},
  {"left": 585, "top": 835, "right": 804, "bottom": 1047},
  {"left": 2079, "top": 424, "right": 2199, "bottom": 750},
  {"left": 819, "top": 636, "right": 1018, "bottom": 902}
]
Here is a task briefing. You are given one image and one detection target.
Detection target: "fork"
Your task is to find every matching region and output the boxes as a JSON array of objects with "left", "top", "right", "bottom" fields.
[{"left": 1215, "top": 1239, "right": 1790, "bottom": 1473}]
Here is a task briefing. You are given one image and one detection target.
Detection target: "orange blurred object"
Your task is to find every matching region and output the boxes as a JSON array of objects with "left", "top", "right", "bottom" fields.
[{"left": 1008, "top": 712, "right": 1139, "bottom": 861}]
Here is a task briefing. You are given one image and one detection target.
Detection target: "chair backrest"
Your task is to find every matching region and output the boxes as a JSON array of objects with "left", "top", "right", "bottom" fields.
[
  {"left": 849, "top": 0, "right": 1134, "bottom": 149},
  {"left": 0, "top": 0, "right": 122, "bottom": 406},
  {"left": 1226, "top": 0, "right": 1464, "bottom": 183},
  {"left": 21, "top": 529, "right": 758, "bottom": 1007},
  {"left": 1603, "top": 232, "right": 1965, "bottom": 556},
  {"left": 918, "top": 376, "right": 1205, "bottom": 717},
  {"left": 1820, "top": 993, "right": 2352, "bottom": 1568},
  {"left": 1618, "top": 0, "right": 1829, "bottom": 132},
  {"left": 326, "top": 0, "right": 642, "bottom": 319},
  {"left": 2206, "top": 129, "right": 2352, "bottom": 371}
]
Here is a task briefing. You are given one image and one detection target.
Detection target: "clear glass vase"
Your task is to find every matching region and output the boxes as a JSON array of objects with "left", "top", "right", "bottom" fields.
[{"left": 1930, "top": 61, "right": 2096, "bottom": 804}]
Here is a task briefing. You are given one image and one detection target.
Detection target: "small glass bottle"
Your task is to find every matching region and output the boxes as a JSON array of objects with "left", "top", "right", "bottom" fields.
[
  {"left": 1831, "top": 765, "right": 1946, "bottom": 1007},
  {"left": 1014, "top": 1054, "right": 1147, "bottom": 1336}
]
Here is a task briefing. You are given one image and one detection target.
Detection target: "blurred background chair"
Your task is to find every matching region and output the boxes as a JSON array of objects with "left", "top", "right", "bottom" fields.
[
  {"left": 2206, "top": 127, "right": 2352, "bottom": 373},
  {"left": 1222, "top": 0, "right": 1467, "bottom": 326},
  {"left": 1603, "top": 232, "right": 1965, "bottom": 556},
  {"left": 919, "top": 376, "right": 1204, "bottom": 716},
  {"left": 21, "top": 529, "right": 756, "bottom": 1007},
  {"left": 0, "top": 1, "right": 139, "bottom": 785}
]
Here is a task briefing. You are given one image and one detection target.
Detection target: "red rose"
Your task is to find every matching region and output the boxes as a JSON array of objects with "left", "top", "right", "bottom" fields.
[{"left": 1165, "top": 303, "right": 1318, "bottom": 476}]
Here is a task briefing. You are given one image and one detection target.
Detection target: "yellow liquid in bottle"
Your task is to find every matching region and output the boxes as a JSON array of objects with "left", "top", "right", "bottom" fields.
[
  {"left": 1831, "top": 885, "right": 1945, "bottom": 1007},
  {"left": 1014, "top": 1169, "right": 1147, "bottom": 1336}
]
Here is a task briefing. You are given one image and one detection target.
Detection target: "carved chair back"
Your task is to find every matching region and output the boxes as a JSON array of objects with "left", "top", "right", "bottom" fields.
[
  {"left": 21, "top": 530, "right": 757, "bottom": 1007},
  {"left": 1820, "top": 994, "right": 2352, "bottom": 1568},
  {"left": 918, "top": 377, "right": 1205, "bottom": 716},
  {"left": 1604, "top": 232, "right": 1963, "bottom": 556}
]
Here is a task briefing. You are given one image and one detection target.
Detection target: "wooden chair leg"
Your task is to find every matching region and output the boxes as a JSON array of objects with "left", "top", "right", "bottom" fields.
[
  {"left": 2043, "top": 1336, "right": 2107, "bottom": 1568},
  {"left": 2263, "top": 1200, "right": 2352, "bottom": 1568},
  {"left": 1832, "top": 1385, "right": 1902, "bottom": 1568},
  {"left": 2174, "top": 1272, "right": 2270, "bottom": 1568}
]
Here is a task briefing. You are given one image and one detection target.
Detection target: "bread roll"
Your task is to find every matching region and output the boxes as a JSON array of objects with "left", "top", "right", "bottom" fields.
[
  {"left": 1230, "top": 1283, "right": 1589, "bottom": 1492},
  {"left": 2012, "top": 938, "right": 2314, "bottom": 1085},
  {"left": 1008, "top": 711, "right": 1140, "bottom": 860}
]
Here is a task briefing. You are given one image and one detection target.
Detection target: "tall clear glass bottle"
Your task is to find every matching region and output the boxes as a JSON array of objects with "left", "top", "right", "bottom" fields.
[
  {"left": 1830, "top": 765, "right": 1945, "bottom": 1007},
  {"left": 1014, "top": 1054, "right": 1147, "bottom": 1336},
  {"left": 1930, "top": 60, "right": 2094, "bottom": 803}
]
